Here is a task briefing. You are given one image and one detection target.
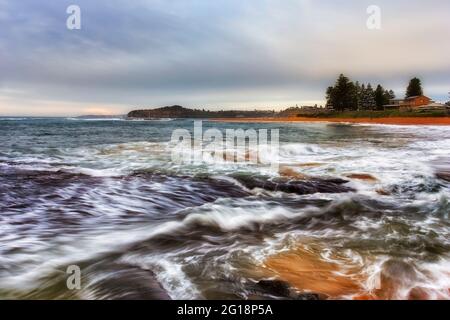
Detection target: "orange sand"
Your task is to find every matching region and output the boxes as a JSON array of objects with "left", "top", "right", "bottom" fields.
[{"left": 210, "top": 116, "right": 450, "bottom": 126}]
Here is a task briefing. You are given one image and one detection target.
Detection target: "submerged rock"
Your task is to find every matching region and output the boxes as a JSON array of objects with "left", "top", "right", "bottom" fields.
[
  {"left": 345, "top": 173, "right": 378, "bottom": 182},
  {"left": 86, "top": 263, "right": 171, "bottom": 300},
  {"left": 279, "top": 166, "right": 308, "bottom": 180},
  {"left": 436, "top": 171, "right": 450, "bottom": 182},
  {"left": 296, "top": 162, "right": 324, "bottom": 167},
  {"left": 262, "top": 247, "right": 363, "bottom": 299},
  {"left": 232, "top": 174, "right": 354, "bottom": 195},
  {"left": 255, "top": 280, "right": 321, "bottom": 300},
  {"left": 431, "top": 158, "right": 450, "bottom": 182},
  {"left": 257, "top": 280, "right": 292, "bottom": 297},
  {"left": 376, "top": 188, "right": 391, "bottom": 196}
]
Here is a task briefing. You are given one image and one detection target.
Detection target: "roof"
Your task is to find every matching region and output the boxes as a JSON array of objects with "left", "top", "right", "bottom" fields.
[
  {"left": 405, "top": 95, "right": 430, "bottom": 100},
  {"left": 423, "top": 103, "right": 445, "bottom": 107}
]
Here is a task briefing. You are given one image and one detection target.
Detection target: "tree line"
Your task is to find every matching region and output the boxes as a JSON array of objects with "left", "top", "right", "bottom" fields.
[{"left": 326, "top": 74, "right": 425, "bottom": 111}]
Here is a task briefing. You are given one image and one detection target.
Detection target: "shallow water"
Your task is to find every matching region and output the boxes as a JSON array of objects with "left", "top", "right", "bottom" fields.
[{"left": 0, "top": 118, "right": 449, "bottom": 299}]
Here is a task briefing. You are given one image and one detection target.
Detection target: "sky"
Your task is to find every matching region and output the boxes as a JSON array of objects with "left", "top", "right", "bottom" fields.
[{"left": 0, "top": 0, "right": 449, "bottom": 116}]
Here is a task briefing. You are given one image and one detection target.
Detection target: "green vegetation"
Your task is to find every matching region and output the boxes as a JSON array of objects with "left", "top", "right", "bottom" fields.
[
  {"left": 326, "top": 74, "right": 358, "bottom": 111},
  {"left": 326, "top": 74, "right": 395, "bottom": 111},
  {"left": 127, "top": 105, "right": 276, "bottom": 119},
  {"left": 375, "top": 85, "right": 395, "bottom": 110},
  {"left": 406, "top": 77, "right": 424, "bottom": 98}
]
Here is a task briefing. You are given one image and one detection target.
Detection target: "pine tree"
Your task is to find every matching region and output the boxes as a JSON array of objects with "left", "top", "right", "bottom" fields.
[
  {"left": 383, "top": 90, "right": 395, "bottom": 107},
  {"left": 326, "top": 86, "right": 335, "bottom": 108},
  {"left": 355, "top": 81, "right": 363, "bottom": 110},
  {"left": 406, "top": 77, "right": 423, "bottom": 98},
  {"left": 326, "top": 74, "right": 357, "bottom": 111},
  {"left": 361, "top": 84, "right": 376, "bottom": 110},
  {"left": 374, "top": 85, "right": 385, "bottom": 110},
  {"left": 326, "top": 76, "right": 395, "bottom": 112},
  {"left": 375, "top": 85, "right": 395, "bottom": 110},
  {"left": 388, "top": 90, "right": 395, "bottom": 99}
]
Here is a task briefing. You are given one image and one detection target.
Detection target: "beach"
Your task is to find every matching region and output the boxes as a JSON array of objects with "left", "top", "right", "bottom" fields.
[{"left": 211, "top": 116, "right": 450, "bottom": 126}]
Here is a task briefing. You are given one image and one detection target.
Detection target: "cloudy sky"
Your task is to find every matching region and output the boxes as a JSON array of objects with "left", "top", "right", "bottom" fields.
[{"left": 0, "top": 0, "right": 449, "bottom": 116}]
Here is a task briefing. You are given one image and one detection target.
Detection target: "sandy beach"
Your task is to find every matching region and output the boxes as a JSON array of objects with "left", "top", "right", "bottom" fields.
[{"left": 211, "top": 116, "right": 450, "bottom": 126}]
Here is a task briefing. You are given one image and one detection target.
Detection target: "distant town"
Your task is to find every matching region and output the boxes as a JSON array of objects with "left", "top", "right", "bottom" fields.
[
  {"left": 126, "top": 76, "right": 450, "bottom": 120},
  {"left": 323, "top": 75, "right": 449, "bottom": 114}
]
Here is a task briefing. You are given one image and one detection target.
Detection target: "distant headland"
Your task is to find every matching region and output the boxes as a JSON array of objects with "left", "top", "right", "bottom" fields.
[{"left": 127, "top": 105, "right": 277, "bottom": 119}]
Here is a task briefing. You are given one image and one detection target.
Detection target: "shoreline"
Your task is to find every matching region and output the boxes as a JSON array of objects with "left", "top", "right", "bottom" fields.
[{"left": 209, "top": 116, "right": 450, "bottom": 126}]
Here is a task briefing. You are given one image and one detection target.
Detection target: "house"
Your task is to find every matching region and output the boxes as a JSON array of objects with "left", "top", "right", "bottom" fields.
[
  {"left": 416, "top": 102, "right": 448, "bottom": 113},
  {"left": 383, "top": 95, "right": 432, "bottom": 111},
  {"left": 383, "top": 99, "right": 405, "bottom": 110}
]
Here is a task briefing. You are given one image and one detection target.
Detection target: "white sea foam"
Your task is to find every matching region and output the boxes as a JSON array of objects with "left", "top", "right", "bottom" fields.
[{"left": 2, "top": 120, "right": 450, "bottom": 299}]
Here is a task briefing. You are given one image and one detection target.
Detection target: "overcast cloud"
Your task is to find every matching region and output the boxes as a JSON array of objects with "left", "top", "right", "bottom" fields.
[{"left": 0, "top": 0, "right": 449, "bottom": 116}]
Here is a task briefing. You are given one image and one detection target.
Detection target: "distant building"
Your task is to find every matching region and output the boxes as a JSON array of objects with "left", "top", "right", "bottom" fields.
[
  {"left": 384, "top": 95, "right": 432, "bottom": 111},
  {"left": 416, "top": 102, "right": 448, "bottom": 112}
]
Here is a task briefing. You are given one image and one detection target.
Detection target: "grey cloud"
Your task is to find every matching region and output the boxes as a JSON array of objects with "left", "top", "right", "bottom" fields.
[{"left": 0, "top": 0, "right": 449, "bottom": 115}]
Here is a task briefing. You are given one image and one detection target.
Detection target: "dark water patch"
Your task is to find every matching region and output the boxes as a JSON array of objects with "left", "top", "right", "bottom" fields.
[
  {"left": 388, "top": 180, "right": 443, "bottom": 198},
  {"left": 0, "top": 168, "right": 251, "bottom": 221},
  {"left": 132, "top": 171, "right": 251, "bottom": 201},
  {"left": 0, "top": 260, "right": 171, "bottom": 300},
  {"left": 344, "top": 236, "right": 449, "bottom": 261},
  {"left": 83, "top": 262, "right": 171, "bottom": 300},
  {"left": 119, "top": 194, "right": 448, "bottom": 258},
  {"left": 0, "top": 167, "right": 256, "bottom": 269}
]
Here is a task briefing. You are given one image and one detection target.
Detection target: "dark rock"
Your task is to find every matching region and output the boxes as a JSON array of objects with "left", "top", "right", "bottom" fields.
[
  {"left": 255, "top": 279, "right": 322, "bottom": 300},
  {"left": 257, "top": 280, "right": 292, "bottom": 297},
  {"left": 294, "top": 293, "right": 321, "bottom": 300},
  {"left": 432, "top": 158, "right": 450, "bottom": 182},
  {"left": 83, "top": 263, "right": 171, "bottom": 300},
  {"left": 233, "top": 174, "right": 354, "bottom": 195},
  {"left": 436, "top": 171, "right": 450, "bottom": 182}
]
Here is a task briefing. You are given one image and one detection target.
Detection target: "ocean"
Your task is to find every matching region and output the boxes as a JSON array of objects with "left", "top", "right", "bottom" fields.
[{"left": 0, "top": 117, "right": 449, "bottom": 299}]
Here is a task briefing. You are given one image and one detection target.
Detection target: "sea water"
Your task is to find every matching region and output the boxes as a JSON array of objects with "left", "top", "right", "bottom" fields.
[{"left": 0, "top": 117, "right": 449, "bottom": 299}]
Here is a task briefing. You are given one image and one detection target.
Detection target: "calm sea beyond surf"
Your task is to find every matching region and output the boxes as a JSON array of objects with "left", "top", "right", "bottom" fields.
[{"left": 0, "top": 117, "right": 449, "bottom": 300}]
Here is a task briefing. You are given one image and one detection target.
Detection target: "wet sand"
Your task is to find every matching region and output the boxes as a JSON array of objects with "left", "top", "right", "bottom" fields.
[{"left": 211, "top": 116, "right": 450, "bottom": 126}]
